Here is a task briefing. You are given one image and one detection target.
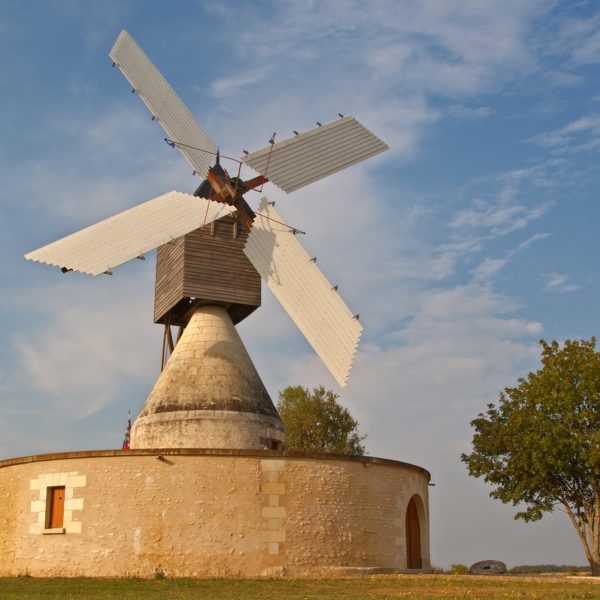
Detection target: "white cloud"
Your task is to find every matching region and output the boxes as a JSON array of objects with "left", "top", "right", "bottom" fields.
[
  {"left": 546, "top": 70, "right": 584, "bottom": 87},
  {"left": 450, "top": 197, "right": 551, "bottom": 236},
  {"left": 448, "top": 105, "right": 494, "bottom": 120},
  {"left": 0, "top": 104, "right": 196, "bottom": 250},
  {"left": 256, "top": 281, "right": 545, "bottom": 465},
  {"left": 512, "top": 232, "right": 553, "bottom": 254},
  {"left": 233, "top": 0, "right": 541, "bottom": 96},
  {"left": 193, "top": 0, "right": 548, "bottom": 175},
  {"left": 531, "top": 114, "right": 600, "bottom": 154},
  {"left": 470, "top": 230, "right": 552, "bottom": 283},
  {"left": 200, "top": 0, "right": 230, "bottom": 16},
  {"left": 208, "top": 69, "right": 268, "bottom": 98},
  {"left": 558, "top": 13, "right": 600, "bottom": 65},
  {"left": 472, "top": 257, "right": 507, "bottom": 281},
  {"left": 4, "top": 275, "right": 157, "bottom": 419},
  {"left": 543, "top": 272, "right": 580, "bottom": 293}
]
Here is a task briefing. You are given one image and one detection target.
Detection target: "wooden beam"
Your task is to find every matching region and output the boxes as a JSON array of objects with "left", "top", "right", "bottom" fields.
[
  {"left": 239, "top": 175, "right": 268, "bottom": 191},
  {"left": 166, "top": 325, "right": 174, "bottom": 353},
  {"left": 161, "top": 324, "right": 168, "bottom": 371}
]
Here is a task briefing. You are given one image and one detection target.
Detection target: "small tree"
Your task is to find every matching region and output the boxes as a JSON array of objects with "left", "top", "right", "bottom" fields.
[
  {"left": 462, "top": 338, "right": 600, "bottom": 575},
  {"left": 277, "top": 385, "right": 366, "bottom": 455}
]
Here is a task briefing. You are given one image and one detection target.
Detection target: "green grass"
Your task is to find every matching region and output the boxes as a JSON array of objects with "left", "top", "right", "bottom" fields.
[{"left": 0, "top": 574, "right": 598, "bottom": 599}]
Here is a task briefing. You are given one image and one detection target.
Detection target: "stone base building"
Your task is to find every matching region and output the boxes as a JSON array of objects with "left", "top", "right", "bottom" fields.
[{"left": 0, "top": 449, "right": 430, "bottom": 577}]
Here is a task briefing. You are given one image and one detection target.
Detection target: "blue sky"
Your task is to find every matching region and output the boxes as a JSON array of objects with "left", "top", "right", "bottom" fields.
[{"left": 1, "top": 0, "right": 599, "bottom": 569}]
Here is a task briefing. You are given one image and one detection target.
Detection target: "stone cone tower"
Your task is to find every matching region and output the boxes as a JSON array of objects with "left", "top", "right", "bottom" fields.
[{"left": 131, "top": 305, "right": 285, "bottom": 449}]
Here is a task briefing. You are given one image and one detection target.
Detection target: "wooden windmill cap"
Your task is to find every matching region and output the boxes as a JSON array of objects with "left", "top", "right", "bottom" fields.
[
  {"left": 153, "top": 215, "right": 261, "bottom": 328},
  {"left": 131, "top": 305, "right": 285, "bottom": 450}
]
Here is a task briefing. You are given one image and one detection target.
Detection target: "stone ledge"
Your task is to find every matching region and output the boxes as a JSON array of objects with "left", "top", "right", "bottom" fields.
[
  {"left": 0, "top": 449, "right": 430, "bottom": 479},
  {"left": 42, "top": 528, "right": 65, "bottom": 535}
]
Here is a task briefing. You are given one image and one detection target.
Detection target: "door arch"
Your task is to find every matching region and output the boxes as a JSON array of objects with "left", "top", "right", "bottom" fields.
[{"left": 405, "top": 495, "right": 422, "bottom": 569}]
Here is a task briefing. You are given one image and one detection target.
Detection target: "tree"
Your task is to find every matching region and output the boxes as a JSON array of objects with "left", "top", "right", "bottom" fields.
[
  {"left": 277, "top": 385, "right": 366, "bottom": 455},
  {"left": 462, "top": 338, "right": 600, "bottom": 575}
]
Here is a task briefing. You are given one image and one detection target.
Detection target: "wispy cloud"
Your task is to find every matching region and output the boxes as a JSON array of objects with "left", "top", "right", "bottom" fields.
[
  {"left": 448, "top": 105, "right": 494, "bottom": 120},
  {"left": 546, "top": 70, "right": 583, "bottom": 87},
  {"left": 558, "top": 13, "right": 600, "bottom": 66},
  {"left": 0, "top": 103, "right": 196, "bottom": 252},
  {"left": 512, "top": 232, "right": 553, "bottom": 253},
  {"left": 3, "top": 277, "right": 157, "bottom": 420},
  {"left": 234, "top": 1, "right": 542, "bottom": 94},
  {"left": 543, "top": 272, "right": 580, "bottom": 293},
  {"left": 472, "top": 257, "right": 507, "bottom": 281},
  {"left": 200, "top": 0, "right": 230, "bottom": 16},
  {"left": 194, "top": 0, "right": 548, "bottom": 169},
  {"left": 531, "top": 114, "right": 600, "bottom": 154},
  {"left": 208, "top": 69, "right": 269, "bottom": 98},
  {"left": 450, "top": 197, "right": 551, "bottom": 236},
  {"left": 471, "top": 233, "right": 551, "bottom": 282}
]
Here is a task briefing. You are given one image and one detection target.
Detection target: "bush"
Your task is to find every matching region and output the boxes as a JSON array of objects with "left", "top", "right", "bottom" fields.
[{"left": 450, "top": 564, "right": 469, "bottom": 575}]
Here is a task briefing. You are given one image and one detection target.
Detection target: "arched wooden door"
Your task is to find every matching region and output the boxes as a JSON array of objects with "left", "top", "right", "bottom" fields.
[{"left": 405, "top": 496, "right": 422, "bottom": 569}]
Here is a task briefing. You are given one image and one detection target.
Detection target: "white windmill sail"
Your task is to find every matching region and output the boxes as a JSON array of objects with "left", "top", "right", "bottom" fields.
[
  {"left": 110, "top": 30, "right": 216, "bottom": 178},
  {"left": 27, "top": 33, "right": 388, "bottom": 388},
  {"left": 241, "top": 116, "right": 388, "bottom": 193},
  {"left": 25, "top": 192, "right": 235, "bottom": 276},
  {"left": 244, "top": 199, "right": 362, "bottom": 387}
]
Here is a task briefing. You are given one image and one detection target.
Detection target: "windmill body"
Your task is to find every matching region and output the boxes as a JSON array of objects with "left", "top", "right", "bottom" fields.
[
  {"left": 142, "top": 212, "right": 284, "bottom": 450},
  {"left": 25, "top": 30, "right": 389, "bottom": 451},
  {"left": 0, "top": 29, "right": 433, "bottom": 578}
]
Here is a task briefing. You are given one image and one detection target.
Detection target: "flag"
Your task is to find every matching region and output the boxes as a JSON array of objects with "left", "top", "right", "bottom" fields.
[{"left": 122, "top": 411, "right": 131, "bottom": 450}]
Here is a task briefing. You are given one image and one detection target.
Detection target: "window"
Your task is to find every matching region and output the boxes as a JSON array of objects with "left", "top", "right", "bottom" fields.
[
  {"left": 260, "top": 437, "right": 283, "bottom": 450},
  {"left": 46, "top": 486, "right": 65, "bottom": 529}
]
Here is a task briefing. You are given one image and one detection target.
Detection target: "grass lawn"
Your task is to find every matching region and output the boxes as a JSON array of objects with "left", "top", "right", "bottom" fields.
[{"left": 0, "top": 574, "right": 599, "bottom": 599}]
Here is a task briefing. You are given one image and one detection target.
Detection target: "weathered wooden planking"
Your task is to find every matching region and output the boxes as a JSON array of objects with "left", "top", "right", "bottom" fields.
[
  {"left": 154, "top": 237, "right": 185, "bottom": 323},
  {"left": 154, "top": 215, "right": 261, "bottom": 326}
]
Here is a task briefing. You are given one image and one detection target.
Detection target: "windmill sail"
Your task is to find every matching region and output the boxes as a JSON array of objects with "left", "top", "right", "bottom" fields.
[
  {"left": 244, "top": 199, "right": 362, "bottom": 387},
  {"left": 242, "top": 116, "right": 388, "bottom": 193},
  {"left": 25, "top": 192, "right": 234, "bottom": 276},
  {"left": 110, "top": 30, "right": 216, "bottom": 178},
  {"left": 27, "top": 32, "right": 388, "bottom": 388}
]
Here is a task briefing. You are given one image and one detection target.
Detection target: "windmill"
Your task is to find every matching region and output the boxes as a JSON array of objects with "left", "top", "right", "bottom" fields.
[{"left": 25, "top": 31, "right": 389, "bottom": 450}]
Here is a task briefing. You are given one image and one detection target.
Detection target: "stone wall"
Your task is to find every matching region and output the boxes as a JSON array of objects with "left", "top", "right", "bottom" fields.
[
  {"left": 0, "top": 449, "right": 430, "bottom": 577},
  {"left": 132, "top": 306, "right": 285, "bottom": 450}
]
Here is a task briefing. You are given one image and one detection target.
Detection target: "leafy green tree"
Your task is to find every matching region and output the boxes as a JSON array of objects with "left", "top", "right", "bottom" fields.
[
  {"left": 277, "top": 385, "right": 366, "bottom": 455},
  {"left": 462, "top": 338, "right": 600, "bottom": 575}
]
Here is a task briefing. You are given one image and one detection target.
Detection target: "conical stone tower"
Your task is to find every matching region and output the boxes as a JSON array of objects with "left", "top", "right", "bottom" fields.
[
  {"left": 131, "top": 215, "right": 285, "bottom": 450},
  {"left": 131, "top": 304, "right": 285, "bottom": 449}
]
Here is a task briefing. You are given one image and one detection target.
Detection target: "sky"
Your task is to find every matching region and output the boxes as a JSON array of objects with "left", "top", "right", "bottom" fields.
[{"left": 1, "top": 0, "right": 599, "bottom": 570}]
